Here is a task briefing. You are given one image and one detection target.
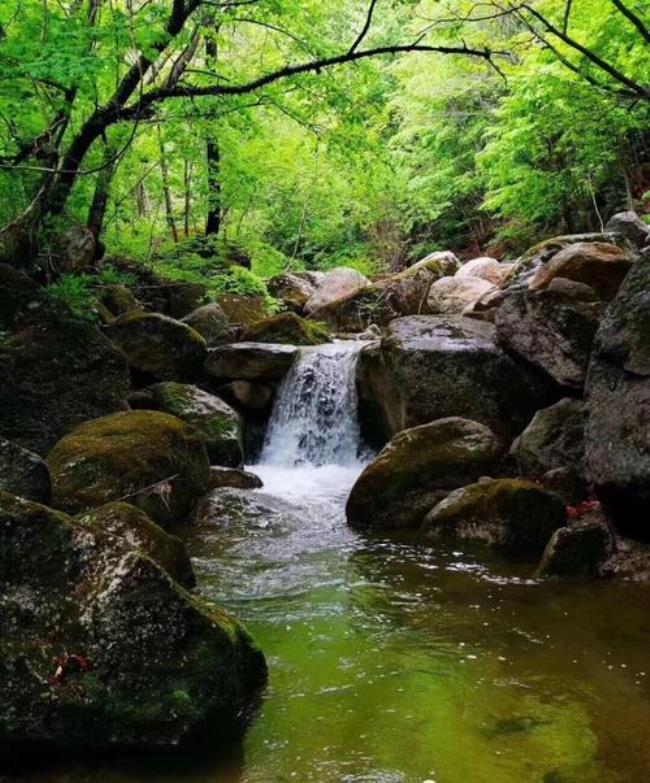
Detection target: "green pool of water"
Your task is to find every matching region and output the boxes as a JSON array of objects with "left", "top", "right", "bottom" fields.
[{"left": 6, "top": 464, "right": 650, "bottom": 783}]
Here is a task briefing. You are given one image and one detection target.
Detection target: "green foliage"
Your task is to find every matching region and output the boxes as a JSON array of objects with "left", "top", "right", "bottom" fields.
[{"left": 45, "top": 275, "right": 98, "bottom": 321}]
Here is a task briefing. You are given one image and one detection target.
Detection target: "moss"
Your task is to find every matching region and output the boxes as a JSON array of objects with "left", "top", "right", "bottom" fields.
[
  {"left": 241, "top": 312, "right": 331, "bottom": 345},
  {"left": 47, "top": 410, "right": 210, "bottom": 528}
]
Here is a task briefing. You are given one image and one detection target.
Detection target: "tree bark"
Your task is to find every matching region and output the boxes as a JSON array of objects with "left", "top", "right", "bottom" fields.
[
  {"left": 157, "top": 125, "right": 179, "bottom": 243},
  {"left": 87, "top": 141, "right": 117, "bottom": 246}
]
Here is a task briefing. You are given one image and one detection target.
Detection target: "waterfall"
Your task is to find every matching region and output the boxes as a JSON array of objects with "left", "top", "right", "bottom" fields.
[{"left": 258, "top": 341, "right": 368, "bottom": 468}]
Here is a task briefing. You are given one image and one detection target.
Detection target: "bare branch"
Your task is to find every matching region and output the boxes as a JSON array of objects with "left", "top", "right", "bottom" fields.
[
  {"left": 349, "top": 0, "right": 379, "bottom": 54},
  {"left": 611, "top": 0, "right": 650, "bottom": 44}
]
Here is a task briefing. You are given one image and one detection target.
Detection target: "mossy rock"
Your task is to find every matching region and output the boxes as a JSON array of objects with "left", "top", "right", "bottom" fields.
[
  {"left": 309, "top": 287, "right": 398, "bottom": 332},
  {"left": 241, "top": 313, "right": 331, "bottom": 346},
  {"left": 208, "top": 466, "right": 263, "bottom": 491},
  {"left": 47, "top": 410, "right": 210, "bottom": 528},
  {"left": 77, "top": 502, "right": 195, "bottom": 588},
  {"left": 422, "top": 478, "right": 566, "bottom": 558},
  {"left": 536, "top": 519, "right": 612, "bottom": 577},
  {"left": 346, "top": 417, "right": 502, "bottom": 530},
  {"left": 205, "top": 343, "right": 298, "bottom": 382},
  {"left": 130, "top": 382, "right": 243, "bottom": 467},
  {"left": 0, "top": 438, "right": 51, "bottom": 504},
  {"left": 104, "top": 311, "right": 207, "bottom": 382},
  {"left": 0, "top": 312, "right": 130, "bottom": 455},
  {"left": 267, "top": 273, "right": 314, "bottom": 313},
  {"left": 0, "top": 491, "right": 266, "bottom": 751},
  {"left": 216, "top": 294, "right": 268, "bottom": 326},
  {"left": 99, "top": 284, "right": 142, "bottom": 318},
  {"left": 182, "top": 302, "right": 234, "bottom": 345}
]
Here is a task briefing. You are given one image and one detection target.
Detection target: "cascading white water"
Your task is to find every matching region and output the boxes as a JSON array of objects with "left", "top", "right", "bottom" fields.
[{"left": 258, "top": 341, "right": 368, "bottom": 469}]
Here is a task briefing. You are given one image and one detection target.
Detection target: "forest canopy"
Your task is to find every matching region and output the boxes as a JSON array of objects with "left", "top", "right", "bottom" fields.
[{"left": 0, "top": 0, "right": 648, "bottom": 279}]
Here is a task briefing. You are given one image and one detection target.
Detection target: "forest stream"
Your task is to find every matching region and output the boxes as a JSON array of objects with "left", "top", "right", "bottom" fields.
[{"left": 7, "top": 341, "right": 650, "bottom": 783}]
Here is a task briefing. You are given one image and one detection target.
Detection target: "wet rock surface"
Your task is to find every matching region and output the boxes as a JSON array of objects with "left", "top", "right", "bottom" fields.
[
  {"left": 205, "top": 342, "right": 298, "bottom": 382},
  {"left": 0, "top": 438, "right": 51, "bottom": 504}
]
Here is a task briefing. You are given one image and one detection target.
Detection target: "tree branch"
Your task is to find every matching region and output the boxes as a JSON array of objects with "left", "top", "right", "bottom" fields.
[
  {"left": 349, "top": 0, "right": 379, "bottom": 54},
  {"left": 611, "top": 0, "right": 650, "bottom": 44}
]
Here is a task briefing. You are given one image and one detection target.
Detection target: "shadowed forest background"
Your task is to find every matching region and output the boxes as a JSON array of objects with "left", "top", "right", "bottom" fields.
[{"left": 0, "top": 0, "right": 648, "bottom": 303}]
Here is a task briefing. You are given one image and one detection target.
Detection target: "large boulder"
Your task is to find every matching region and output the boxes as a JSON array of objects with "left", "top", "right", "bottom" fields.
[
  {"left": 308, "top": 288, "right": 398, "bottom": 333},
  {"left": 216, "top": 294, "right": 268, "bottom": 326},
  {"left": 205, "top": 343, "right": 298, "bottom": 382},
  {"left": 536, "top": 519, "right": 612, "bottom": 578},
  {"left": 304, "top": 267, "right": 370, "bottom": 315},
  {"left": 422, "top": 479, "right": 566, "bottom": 558},
  {"left": 455, "top": 257, "right": 513, "bottom": 286},
  {"left": 51, "top": 223, "right": 95, "bottom": 273},
  {"left": 409, "top": 250, "right": 461, "bottom": 276},
  {"left": 78, "top": 501, "right": 195, "bottom": 588},
  {"left": 0, "top": 438, "right": 51, "bottom": 504},
  {"left": 182, "top": 302, "right": 234, "bottom": 345},
  {"left": 47, "top": 411, "right": 210, "bottom": 528},
  {"left": 130, "top": 383, "right": 243, "bottom": 467},
  {"left": 241, "top": 313, "right": 331, "bottom": 346},
  {"left": 208, "top": 467, "right": 263, "bottom": 491},
  {"left": 585, "top": 250, "right": 650, "bottom": 535},
  {"left": 530, "top": 242, "right": 635, "bottom": 301},
  {"left": 427, "top": 276, "right": 496, "bottom": 314},
  {"left": 495, "top": 287, "right": 604, "bottom": 388},
  {"left": 267, "top": 273, "right": 315, "bottom": 313},
  {"left": 217, "top": 380, "right": 274, "bottom": 414},
  {"left": 346, "top": 417, "right": 501, "bottom": 530},
  {"left": 99, "top": 284, "right": 142, "bottom": 319},
  {"left": 104, "top": 312, "right": 207, "bottom": 382},
  {"left": 605, "top": 212, "right": 650, "bottom": 249},
  {"left": 0, "top": 314, "right": 129, "bottom": 455},
  {"left": 191, "top": 487, "right": 300, "bottom": 531},
  {"left": 0, "top": 492, "right": 266, "bottom": 750},
  {"left": 357, "top": 316, "right": 553, "bottom": 444},
  {"left": 510, "top": 398, "right": 586, "bottom": 478}
]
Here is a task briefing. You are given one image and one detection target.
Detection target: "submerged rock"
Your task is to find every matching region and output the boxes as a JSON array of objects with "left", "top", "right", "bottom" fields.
[
  {"left": 191, "top": 487, "right": 298, "bottom": 530},
  {"left": 495, "top": 287, "right": 603, "bottom": 388},
  {"left": 346, "top": 417, "right": 501, "bottom": 530},
  {"left": 78, "top": 501, "right": 195, "bottom": 588},
  {"left": 422, "top": 479, "right": 566, "bottom": 558},
  {"left": 357, "top": 316, "right": 552, "bottom": 443},
  {"left": 585, "top": 249, "right": 650, "bottom": 535},
  {"left": 130, "top": 382, "right": 243, "bottom": 467},
  {"left": 0, "top": 491, "right": 266, "bottom": 751},
  {"left": 0, "top": 438, "right": 51, "bottom": 504},
  {"left": 205, "top": 342, "right": 298, "bottom": 382},
  {"left": 511, "top": 398, "right": 586, "bottom": 478},
  {"left": 241, "top": 312, "right": 331, "bottom": 346},
  {"left": 0, "top": 314, "right": 129, "bottom": 455},
  {"left": 48, "top": 411, "right": 210, "bottom": 528},
  {"left": 208, "top": 467, "right": 263, "bottom": 491},
  {"left": 104, "top": 311, "right": 207, "bottom": 382}
]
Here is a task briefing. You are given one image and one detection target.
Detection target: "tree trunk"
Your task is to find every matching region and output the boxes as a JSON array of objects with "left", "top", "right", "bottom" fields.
[
  {"left": 87, "top": 142, "right": 117, "bottom": 248},
  {"left": 205, "top": 136, "right": 221, "bottom": 236},
  {"left": 157, "top": 125, "right": 179, "bottom": 243}
]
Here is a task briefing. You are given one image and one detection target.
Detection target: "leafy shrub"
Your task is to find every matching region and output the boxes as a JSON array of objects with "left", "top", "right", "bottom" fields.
[{"left": 45, "top": 275, "right": 98, "bottom": 321}]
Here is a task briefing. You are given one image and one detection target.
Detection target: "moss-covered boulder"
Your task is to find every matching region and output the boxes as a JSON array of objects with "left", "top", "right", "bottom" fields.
[
  {"left": 495, "top": 287, "right": 604, "bottom": 388},
  {"left": 536, "top": 519, "right": 612, "bottom": 578},
  {"left": 241, "top": 313, "right": 331, "bottom": 346},
  {"left": 409, "top": 250, "right": 461, "bottom": 277},
  {"left": 99, "top": 283, "right": 142, "bottom": 318},
  {"left": 104, "top": 311, "right": 207, "bottom": 382},
  {"left": 48, "top": 411, "right": 210, "bottom": 527},
  {"left": 422, "top": 479, "right": 566, "bottom": 557},
  {"left": 205, "top": 342, "right": 298, "bottom": 382},
  {"left": 308, "top": 287, "right": 398, "bottom": 332},
  {"left": 346, "top": 417, "right": 501, "bottom": 530},
  {"left": 216, "top": 294, "right": 268, "bottom": 326},
  {"left": 511, "top": 398, "right": 586, "bottom": 478},
  {"left": 357, "top": 316, "right": 553, "bottom": 444},
  {"left": 78, "top": 502, "right": 195, "bottom": 588},
  {"left": 530, "top": 242, "right": 635, "bottom": 301},
  {"left": 0, "top": 438, "right": 51, "bottom": 503},
  {"left": 0, "top": 313, "right": 129, "bottom": 455},
  {"left": 0, "top": 491, "right": 266, "bottom": 751},
  {"left": 130, "top": 383, "right": 243, "bottom": 467},
  {"left": 182, "top": 302, "right": 234, "bottom": 345}
]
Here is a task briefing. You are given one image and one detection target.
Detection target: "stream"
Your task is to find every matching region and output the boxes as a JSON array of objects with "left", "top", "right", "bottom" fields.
[{"left": 8, "top": 342, "right": 650, "bottom": 783}]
